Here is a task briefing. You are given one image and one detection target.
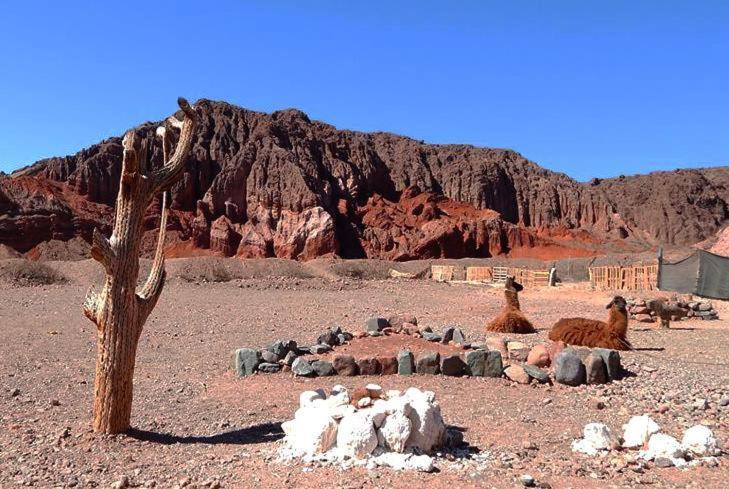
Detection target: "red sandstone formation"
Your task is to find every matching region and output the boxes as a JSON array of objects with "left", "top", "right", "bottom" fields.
[{"left": 1, "top": 100, "right": 727, "bottom": 260}]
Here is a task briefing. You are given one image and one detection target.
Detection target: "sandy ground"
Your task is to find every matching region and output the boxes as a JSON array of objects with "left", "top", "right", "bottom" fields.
[{"left": 1, "top": 259, "right": 728, "bottom": 488}]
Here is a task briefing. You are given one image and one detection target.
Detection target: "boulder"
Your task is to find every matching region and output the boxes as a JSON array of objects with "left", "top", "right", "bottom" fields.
[
  {"left": 366, "top": 317, "right": 390, "bottom": 332},
  {"left": 622, "top": 415, "right": 661, "bottom": 448},
  {"left": 402, "top": 388, "right": 446, "bottom": 453},
  {"left": 282, "top": 407, "right": 338, "bottom": 456},
  {"left": 504, "top": 365, "right": 531, "bottom": 384},
  {"left": 440, "top": 354, "right": 466, "bottom": 376},
  {"left": 311, "top": 360, "right": 336, "bottom": 377},
  {"left": 526, "top": 344, "right": 550, "bottom": 367},
  {"left": 593, "top": 348, "right": 622, "bottom": 380},
  {"left": 378, "top": 411, "right": 412, "bottom": 453},
  {"left": 555, "top": 350, "right": 586, "bottom": 386},
  {"left": 397, "top": 350, "right": 415, "bottom": 375},
  {"left": 584, "top": 353, "right": 608, "bottom": 384},
  {"left": 639, "top": 433, "right": 686, "bottom": 466},
  {"left": 378, "top": 356, "right": 398, "bottom": 375},
  {"left": 292, "top": 357, "right": 315, "bottom": 377},
  {"left": 483, "top": 350, "right": 504, "bottom": 377},
  {"left": 416, "top": 351, "right": 440, "bottom": 375},
  {"left": 333, "top": 355, "right": 359, "bottom": 376},
  {"left": 681, "top": 425, "right": 716, "bottom": 456},
  {"left": 336, "top": 411, "right": 378, "bottom": 459},
  {"left": 465, "top": 349, "right": 486, "bottom": 377},
  {"left": 232, "top": 348, "right": 261, "bottom": 377},
  {"left": 357, "top": 357, "right": 382, "bottom": 375}
]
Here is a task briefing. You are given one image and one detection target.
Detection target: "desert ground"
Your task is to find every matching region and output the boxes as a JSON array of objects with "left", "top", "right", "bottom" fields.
[{"left": 1, "top": 258, "right": 727, "bottom": 488}]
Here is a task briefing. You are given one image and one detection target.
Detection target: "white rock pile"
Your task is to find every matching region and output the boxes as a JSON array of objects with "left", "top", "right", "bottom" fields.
[
  {"left": 279, "top": 385, "right": 454, "bottom": 471},
  {"left": 572, "top": 415, "right": 721, "bottom": 469}
]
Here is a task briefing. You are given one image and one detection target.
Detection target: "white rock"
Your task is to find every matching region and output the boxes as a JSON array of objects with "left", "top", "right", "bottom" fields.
[
  {"left": 682, "top": 425, "right": 716, "bottom": 456},
  {"left": 336, "top": 411, "right": 378, "bottom": 459},
  {"left": 328, "top": 404, "right": 356, "bottom": 420},
  {"left": 357, "top": 396, "right": 373, "bottom": 408},
  {"left": 403, "top": 388, "right": 446, "bottom": 453},
  {"left": 622, "top": 415, "right": 660, "bottom": 448},
  {"left": 379, "top": 411, "right": 412, "bottom": 453},
  {"left": 366, "top": 384, "right": 383, "bottom": 397},
  {"left": 385, "top": 389, "right": 401, "bottom": 399},
  {"left": 571, "top": 423, "right": 614, "bottom": 456},
  {"left": 370, "top": 451, "right": 435, "bottom": 472},
  {"left": 300, "top": 390, "right": 325, "bottom": 409},
  {"left": 284, "top": 407, "right": 338, "bottom": 456},
  {"left": 639, "top": 433, "right": 685, "bottom": 463},
  {"left": 325, "top": 391, "right": 350, "bottom": 408},
  {"left": 331, "top": 385, "right": 348, "bottom": 396}
]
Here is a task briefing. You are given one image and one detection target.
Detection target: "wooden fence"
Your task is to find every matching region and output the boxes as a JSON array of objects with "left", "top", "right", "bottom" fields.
[
  {"left": 466, "top": 266, "right": 493, "bottom": 282},
  {"left": 431, "top": 265, "right": 455, "bottom": 282},
  {"left": 588, "top": 264, "right": 658, "bottom": 291},
  {"left": 433, "top": 265, "right": 551, "bottom": 287}
]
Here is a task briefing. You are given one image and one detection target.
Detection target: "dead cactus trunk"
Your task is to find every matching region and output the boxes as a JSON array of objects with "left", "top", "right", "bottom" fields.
[{"left": 83, "top": 98, "right": 197, "bottom": 434}]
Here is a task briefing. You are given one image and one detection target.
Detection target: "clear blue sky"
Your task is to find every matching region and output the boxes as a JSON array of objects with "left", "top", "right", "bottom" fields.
[{"left": 1, "top": 1, "right": 727, "bottom": 180}]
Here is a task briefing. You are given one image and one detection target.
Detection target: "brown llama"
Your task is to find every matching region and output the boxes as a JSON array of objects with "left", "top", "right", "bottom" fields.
[
  {"left": 548, "top": 296, "right": 631, "bottom": 350},
  {"left": 486, "top": 276, "right": 536, "bottom": 334}
]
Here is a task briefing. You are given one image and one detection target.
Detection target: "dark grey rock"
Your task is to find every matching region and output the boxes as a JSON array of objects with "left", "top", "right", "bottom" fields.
[
  {"left": 267, "top": 341, "right": 288, "bottom": 357},
  {"left": 465, "top": 349, "right": 486, "bottom": 376},
  {"left": 441, "top": 354, "right": 466, "bottom": 376},
  {"left": 261, "top": 350, "right": 280, "bottom": 364},
  {"left": 654, "top": 457, "right": 674, "bottom": 468},
  {"left": 342, "top": 332, "right": 354, "bottom": 341},
  {"left": 452, "top": 328, "right": 467, "bottom": 345},
  {"left": 441, "top": 326, "right": 455, "bottom": 344},
  {"left": 310, "top": 344, "right": 333, "bottom": 354},
  {"left": 257, "top": 362, "right": 281, "bottom": 373},
  {"left": 336, "top": 333, "right": 347, "bottom": 345},
  {"left": 445, "top": 427, "right": 464, "bottom": 447},
  {"left": 585, "top": 353, "right": 608, "bottom": 384},
  {"left": 292, "top": 357, "right": 315, "bottom": 377},
  {"left": 311, "top": 360, "right": 336, "bottom": 377},
  {"left": 232, "top": 348, "right": 261, "bottom": 377},
  {"left": 523, "top": 364, "right": 550, "bottom": 383},
  {"left": 483, "top": 350, "right": 504, "bottom": 377},
  {"left": 366, "top": 317, "right": 390, "bottom": 332},
  {"left": 593, "top": 348, "right": 622, "bottom": 381},
  {"left": 416, "top": 351, "right": 440, "bottom": 375},
  {"left": 555, "top": 350, "right": 586, "bottom": 386},
  {"left": 397, "top": 350, "right": 415, "bottom": 375},
  {"left": 422, "top": 331, "right": 443, "bottom": 342},
  {"left": 283, "top": 350, "right": 298, "bottom": 366},
  {"left": 296, "top": 346, "right": 312, "bottom": 355},
  {"left": 698, "top": 302, "right": 712, "bottom": 312}
]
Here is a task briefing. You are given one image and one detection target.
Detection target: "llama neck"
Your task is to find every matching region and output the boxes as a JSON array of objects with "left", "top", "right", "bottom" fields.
[
  {"left": 608, "top": 307, "right": 628, "bottom": 337},
  {"left": 505, "top": 289, "right": 520, "bottom": 309}
]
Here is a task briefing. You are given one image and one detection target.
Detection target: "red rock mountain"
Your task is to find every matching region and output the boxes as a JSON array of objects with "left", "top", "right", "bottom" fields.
[{"left": 1, "top": 100, "right": 727, "bottom": 260}]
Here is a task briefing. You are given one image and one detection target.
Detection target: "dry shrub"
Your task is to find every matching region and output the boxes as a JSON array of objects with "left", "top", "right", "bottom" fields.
[
  {"left": 177, "top": 258, "right": 236, "bottom": 283},
  {"left": 0, "top": 259, "right": 68, "bottom": 286}
]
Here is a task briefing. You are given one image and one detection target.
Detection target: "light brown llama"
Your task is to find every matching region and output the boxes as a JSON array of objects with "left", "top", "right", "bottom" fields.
[
  {"left": 486, "top": 276, "right": 536, "bottom": 334},
  {"left": 548, "top": 296, "right": 631, "bottom": 350}
]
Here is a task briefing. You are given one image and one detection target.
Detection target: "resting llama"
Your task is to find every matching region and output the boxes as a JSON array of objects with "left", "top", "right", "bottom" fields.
[
  {"left": 548, "top": 295, "right": 631, "bottom": 350},
  {"left": 486, "top": 276, "right": 535, "bottom": 334}
]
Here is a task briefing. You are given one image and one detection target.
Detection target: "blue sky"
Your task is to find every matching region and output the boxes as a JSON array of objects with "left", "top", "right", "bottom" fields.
[{"left": 1, "top": 1, "right": 727, "bottom": 180}]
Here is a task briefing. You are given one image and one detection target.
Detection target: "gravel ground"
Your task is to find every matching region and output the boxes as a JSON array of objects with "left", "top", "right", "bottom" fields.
[{"left": 1, "top": 261, "right": 727, "bottom": 488}]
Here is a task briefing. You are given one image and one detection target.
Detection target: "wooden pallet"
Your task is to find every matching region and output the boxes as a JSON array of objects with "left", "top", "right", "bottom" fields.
[
  {"left": 465, "top": 266, "right": 493, "bottom": 282},
  {"left": 431, "top": 265, "right": 455, "bottom": 282},
  {"left": 589, "top": 264, "right": 658, "bottom": 291}
]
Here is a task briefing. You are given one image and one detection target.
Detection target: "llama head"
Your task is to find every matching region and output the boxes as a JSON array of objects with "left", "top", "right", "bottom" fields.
[
  {"left": 505, "top": 276, "right": 523, "bottom": 292},
  {"left": 605, "top": 295, "right": 627, "bottom": 311}
]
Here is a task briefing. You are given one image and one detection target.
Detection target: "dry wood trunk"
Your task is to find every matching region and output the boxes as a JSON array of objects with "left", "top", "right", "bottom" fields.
[{"left": 83, "top": 98, "right": 197, "bottom": 434}]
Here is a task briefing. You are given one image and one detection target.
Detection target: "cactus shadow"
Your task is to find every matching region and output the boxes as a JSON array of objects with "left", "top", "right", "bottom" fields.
[{"left": 126, "top": 421, "right": 283, "bottom": 445}]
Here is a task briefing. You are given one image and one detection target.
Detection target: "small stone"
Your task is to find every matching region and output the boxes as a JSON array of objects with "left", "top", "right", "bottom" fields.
[
  {"left": 387, "top": 314, "right": 418, "bottom": 329},
  {"left": 585, "top": 353, "right": 608, "bottom": 385},
  {"left": 507, "top": 341, "right": 530, "bottom": 362},
  {"left": 416, "top": 351, "right": 440, "bottom": 375},
  {"left": 317, "top": 330, "right": 338, "bottom": 346},
  {"left": 465, "top": 349, "right": 486, "bottom": 376},
  {"left": 292, "top": 357, "right": 315, "bottom": 377},
  {"left": 526, "top": 345, "right": 550, "bottom": 367},
  {"left": 422, "top": 331, "right": 442, "bottom": 342},
  {"left": 232, "top": 348, "right": 261, "bottom": 376},
  {"left": 10, "top": 388, "right": 20, "bottom": 397},
  {"left": 111, "top": 476, "right": 130, "bottom": 489},
  {"left": 310, "top": 344, "right": 333, "bottom": 354},
  {"left": 357, "top": 396, "right": 373, "bottom": 408},
  {"left": 483, "top": 350, "right": 504, "bottom": 377},
  {"left": 377, "top": 356, "right": 398, "bottom": 375},
  {"left": 692, "top": 399, "right": 708, "bottom": 410},
  {"left": 441, "top": 326, "right": 455, "bottom": 343},
  {"left": 283, "top": 350, "right": 298, "bottom": 366},
  {"left": 333, "top": 355, "right": 359, "bottom": 376},
  {"left": 440, "top": 354, "right": 466, "bottom": 376},
  {"left": 268, "top": 340, "right": 293, "bottom": 357},
  {"left": 555, "top": 350, "right": 586, "bottom": 386},
  {"left": 486, "top": 337, "right": 509, "bottom": 363},
  {"left": 522, "top": 364, "right": 550, "bottom": 383},
  {"left": 654, "top": 457, "right": 673, "bottom": 468},
  {"left": 520, "top": 474, "right": 536, "bottom": 487},
  {"left": 357, "top": 357, "right": 382, "bottom": 375},
  {"left": 257, "top": 362, "right": 281, "bottom": 373},
  {"left": 311, "top": 360, "right": 335, "bottom": 377},
  {"left": 365, "top": 317, "right": 390, "bottom": 332},
  {"left": 397, "top": 350, "right": 415, "bottom": 375},
  {"left": 504, "top": 365, "right": 531, "bottom": 384},
  {"left": 452, "top": 328, "right": 467, "bottom": 345}
]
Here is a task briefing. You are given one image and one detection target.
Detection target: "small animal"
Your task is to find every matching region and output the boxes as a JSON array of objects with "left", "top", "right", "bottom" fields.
[
  {"left": 548, "top": 296, "right": 631, "bottom": 350},
  {"left": 486, "top": 276, "right": 536, "bottom": 334}
]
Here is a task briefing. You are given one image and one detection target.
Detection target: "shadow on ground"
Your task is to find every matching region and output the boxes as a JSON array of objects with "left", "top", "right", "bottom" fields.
[{"left": 126, "top": 422, "right": 283, "bottom": 445}]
